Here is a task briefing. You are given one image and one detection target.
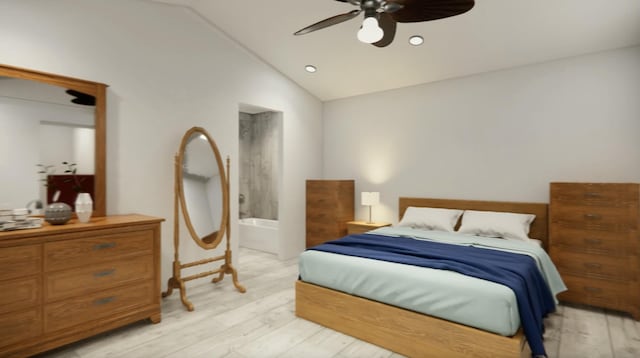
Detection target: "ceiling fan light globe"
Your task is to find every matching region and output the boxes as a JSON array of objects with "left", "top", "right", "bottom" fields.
[{"left": 357, "top": 17, "right": 384, "bottom": 43}]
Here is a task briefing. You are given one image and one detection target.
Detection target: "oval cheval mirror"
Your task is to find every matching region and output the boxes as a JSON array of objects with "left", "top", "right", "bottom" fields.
[
  {"left": 162, "top": 127, "right": 246, "bottom": 311},
  {"left": 180, "top": 128, "right": 227, "bottom": 249}
]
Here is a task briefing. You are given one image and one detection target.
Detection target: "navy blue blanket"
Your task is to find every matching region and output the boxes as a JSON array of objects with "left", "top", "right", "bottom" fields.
[{"left": 309, "top": 234, "right": 555, "bottom": 357}]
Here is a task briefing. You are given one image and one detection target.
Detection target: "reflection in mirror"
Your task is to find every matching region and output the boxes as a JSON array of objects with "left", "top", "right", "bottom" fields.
[
  {"left": 0, "top": 76, "right": 95, "bottom": 213},
  {"left": 0, "top": 64, "right": 106, "bottom": 217},
  {"left": 182, "top": 132, "right": 223, "bottom": 242}
]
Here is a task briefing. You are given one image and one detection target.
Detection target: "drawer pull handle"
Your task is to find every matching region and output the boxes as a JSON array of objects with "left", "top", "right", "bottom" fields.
[
  {"left": 584, "top": 263, "right": 602, "bottom": 270},
  {"left": 584, "top": 286, "right": 602, "bottom": 294},
  {"left": 584, "top": 238, "right": 602, "bottom": 245},
  {"left": 584, "top": 213, "right": 601, "bottom": 220},
  {"left": 93, "top": 242, "right": 116, "bottom": 250},
  {"left": 94, "top": 269, "right": 116, "bottom": 278},
  {"left": 94, "top": 296, "right": 116, "bottom": 306},
  {"left": 584, "top": 192, "right": 602, "bottom": 198}
]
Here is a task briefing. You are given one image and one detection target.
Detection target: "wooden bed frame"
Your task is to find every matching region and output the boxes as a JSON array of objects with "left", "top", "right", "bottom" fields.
[{"left": 296, "top": 197, "right": 549, "bottom": 357}]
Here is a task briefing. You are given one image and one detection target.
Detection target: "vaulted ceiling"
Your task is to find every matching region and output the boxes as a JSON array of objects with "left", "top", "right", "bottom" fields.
[{"left": 154, "top": 0, "right": 640, "bottom": 101}]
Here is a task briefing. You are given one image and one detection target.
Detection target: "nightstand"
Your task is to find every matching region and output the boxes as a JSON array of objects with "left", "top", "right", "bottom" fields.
[{"left": 347, "top": 221, "right": 391, "bottom": 235}]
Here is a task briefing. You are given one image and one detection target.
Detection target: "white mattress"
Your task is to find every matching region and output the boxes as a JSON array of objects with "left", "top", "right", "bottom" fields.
[{"left": 299, "top": 249, "right": 521, "bottom": 336}]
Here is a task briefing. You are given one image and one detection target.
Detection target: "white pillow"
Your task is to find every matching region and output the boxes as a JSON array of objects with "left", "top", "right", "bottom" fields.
[
  {"left": 458, "top": 210, "right": 535, "bottom": 242},
  {"left": 397, "top": 207, "right": 463, "bottom": 232}
]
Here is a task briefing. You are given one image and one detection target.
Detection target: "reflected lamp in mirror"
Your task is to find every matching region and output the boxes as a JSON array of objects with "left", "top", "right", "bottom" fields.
[{"left": 361, "top": 191, "right": 380, "bottom": 224}]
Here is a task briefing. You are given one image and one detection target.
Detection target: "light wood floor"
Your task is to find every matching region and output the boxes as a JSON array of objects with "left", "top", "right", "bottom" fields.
[{"left": 38, "top": 247, "right": 640, "bottom": 358}]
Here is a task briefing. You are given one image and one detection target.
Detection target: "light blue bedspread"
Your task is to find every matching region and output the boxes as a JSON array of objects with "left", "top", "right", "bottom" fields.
[
  {"left": 298, "top": 227, "right": 566, "bottom": 336},
  {"left": 371, "top": 226, "right": 567, "bottom": 300}
]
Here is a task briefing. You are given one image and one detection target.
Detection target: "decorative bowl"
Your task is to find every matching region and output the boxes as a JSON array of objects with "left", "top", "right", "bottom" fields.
[{"left": 44, "top": 202, "right": 72, "bottom": 225}]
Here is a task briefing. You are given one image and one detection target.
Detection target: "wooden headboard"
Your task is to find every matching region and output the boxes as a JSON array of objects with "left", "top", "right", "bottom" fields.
[{"left": 399, "top": 197, "right": 549, "bottom": 249}]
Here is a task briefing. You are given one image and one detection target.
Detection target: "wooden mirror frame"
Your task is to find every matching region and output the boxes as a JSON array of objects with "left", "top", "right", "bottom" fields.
[
  {"left": 163, "top": 126, "right": 245, "bottom": 311},
  {"left": 176, "top": 126, "right": 229, "bottom": 249},
  {"left": 0, "top": 64, "right": 107, "bottom": 217}
]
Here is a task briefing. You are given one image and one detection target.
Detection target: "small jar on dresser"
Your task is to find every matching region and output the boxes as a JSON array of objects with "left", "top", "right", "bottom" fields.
[
  {"left": 549, "top": 182, "right": 639, "bottom": 319},
  {"left": 347, "top": 221, "right": 392, "bottom": 235}
]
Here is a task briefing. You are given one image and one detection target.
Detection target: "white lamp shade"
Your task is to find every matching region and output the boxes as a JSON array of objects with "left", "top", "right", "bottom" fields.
[
  {"left": 361, "top": 192, "right": 380, "bottom": 206},
  {"left": 357, "top": 17, "right": 384, "bottom": 44}
]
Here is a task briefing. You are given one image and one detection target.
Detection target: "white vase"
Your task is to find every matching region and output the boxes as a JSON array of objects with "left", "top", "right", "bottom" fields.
[{"left": 75, "top": 192, "right": 93, "bottom": 223}]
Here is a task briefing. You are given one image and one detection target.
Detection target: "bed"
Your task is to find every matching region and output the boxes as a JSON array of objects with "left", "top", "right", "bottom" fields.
[{"left": 296, "top": 197, "right": 564, "bottom": 358}]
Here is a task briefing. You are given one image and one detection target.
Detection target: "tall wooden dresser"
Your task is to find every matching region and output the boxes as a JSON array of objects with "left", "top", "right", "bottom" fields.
[
  {"left": 305, "top": 180, "right": 354, "bottom": 248},
  {"left": 0, "top": 214, "right": 163, "bottom": 357},
  {"left": 549, "top": 182, "right": 639, "bottom": 319}
]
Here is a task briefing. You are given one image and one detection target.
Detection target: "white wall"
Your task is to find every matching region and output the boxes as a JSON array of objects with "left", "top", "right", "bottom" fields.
[
  {"left": 0, "top": 0, "right": 323, "bottom": 286},
  {"left": 0, "top": 96, "right": 93, "bottom": 209},
  {"left": 324, "top": 46, "right": 640, "bottom": 224},
  {"left": 0, "top": 103, "right": 40, "bottom": 209},
  {"left": 73, "top": 127, "right": 96, "bottom": 174}
]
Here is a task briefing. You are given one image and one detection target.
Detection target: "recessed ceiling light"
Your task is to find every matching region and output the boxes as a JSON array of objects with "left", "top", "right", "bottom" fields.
[
  {"left": 409, "top": 35, "right": 424, "bottom": 46},
  {"left": 305, "top": 65, "right": 317, "bottom": 73}
]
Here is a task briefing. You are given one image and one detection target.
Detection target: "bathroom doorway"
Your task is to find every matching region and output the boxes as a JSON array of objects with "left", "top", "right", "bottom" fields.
[{"left": 238, "top": 104, "right": 282, "bottom": 255}]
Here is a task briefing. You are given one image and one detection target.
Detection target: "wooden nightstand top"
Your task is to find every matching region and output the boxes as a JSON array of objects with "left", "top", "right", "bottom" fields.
[{"left": 347, "top": 221, "right": 392, "bottom": 235}]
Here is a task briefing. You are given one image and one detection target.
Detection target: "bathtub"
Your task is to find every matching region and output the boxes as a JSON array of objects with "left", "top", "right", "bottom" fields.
[{"left": 238, "top": 218, "right": 278, "bottom": 254}]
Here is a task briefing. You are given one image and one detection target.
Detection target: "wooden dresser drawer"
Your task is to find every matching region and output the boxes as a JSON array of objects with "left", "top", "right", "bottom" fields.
[
  {"left": 347, "top": 221, "right": 392, "bottom": 235},
  {"left": 44, "top": 280, "right": 155, "bottom": 333},
  {"left": 0, "top": 245, "right": 41, "bottom": 281},
  {"left": 306, "top": 192, "right": 341, "bottom": 207},
  {"left": 559, "top": 274, "right": 637, "bottom": 311},
  {"left": 550, "top": 226, "right": 635, "bottom": 256},
  {"left": 551, "top": 183, "right": 639, "bottom": 207},
  {"left": 45, "top": 255, "right": 154, "bottom": 301},
  {"left": 306, "top": 180, "right": 354, "bottom": 197},
  {"left": 551, "top": 204, "right": 637, "bottom": 231},
  {"left": 306, "top": 232, "right": 342, "bottom": 247},
  {"left": 0, "top": 276, "right": 41, "bottom": 314},
  {"left": 306, "top": 211, "right": 339, "bottom": 224},
  {"left": 306, "top": 223, "right": 345, "bottom": 238},
  {"left": 0, "top": 308, "right": 42, "bottom": 348},
  {"left": 45, "top": 229, "right": 154, "bottom": 271},
  {"left": 551, "top": 250, "right": 637, "bottom": 281}
]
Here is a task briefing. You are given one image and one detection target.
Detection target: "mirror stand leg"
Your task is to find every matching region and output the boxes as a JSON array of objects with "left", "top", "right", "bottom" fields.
[
  {"left": 164, "top": 277, "right": 194, "bottom": 311},
  {"left": 178, "top": 280, "right": 194, "bottom": 311},
  {"left": 162, "top": 261, "right": 195, "bottom": 311},
  {"left": 162, "top": 260, "right": 182, "bottom": 298},
  {"left": 161, "top": 277, "right": 177, "bottom": 298},
  {"left": 211, "top": 268, "right": 225, "bottom": 283},
  {"left": 227, "top": 262, "right": 246, "bottom": 293},
  {"left": 211, "top": 250, "right": 246, "bottom": 293},
  {"left": 210, "top": 263, "right": 245, "bottom": 293}
]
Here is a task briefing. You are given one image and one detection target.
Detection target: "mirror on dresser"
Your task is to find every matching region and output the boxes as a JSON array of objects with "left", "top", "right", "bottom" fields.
[{"left": 0, "top": 64, "right": 107, "bottom": 217}]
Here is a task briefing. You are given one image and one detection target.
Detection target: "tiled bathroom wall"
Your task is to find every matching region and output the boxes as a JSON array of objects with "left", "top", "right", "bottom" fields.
[{"left": 239, "top": 111, "right": 279, "bottom": 220}]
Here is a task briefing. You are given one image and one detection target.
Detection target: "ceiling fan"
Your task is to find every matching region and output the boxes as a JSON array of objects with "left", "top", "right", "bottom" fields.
[{"left": 294, "top": 0, "right": 475, "bottom": 47}]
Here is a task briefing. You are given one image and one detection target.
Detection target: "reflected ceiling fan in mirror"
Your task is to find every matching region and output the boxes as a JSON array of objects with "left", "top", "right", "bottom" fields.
[
  {"left": 66, "top": 89, "right": 96, "bottom": 106},
  {"left": 294, "top": 0, "right": 475, "bottom": 47}
]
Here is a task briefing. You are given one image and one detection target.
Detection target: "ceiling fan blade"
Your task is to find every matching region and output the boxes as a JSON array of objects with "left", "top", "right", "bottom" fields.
[
  {"left": 372, "top": 12, "right": 397, "bottom": 48},
  {"left": 294, "top": 9, "right": 362, "bottom": 35},
  {"left": 389, "top": 0, "right": 474, "bottom": 23}
]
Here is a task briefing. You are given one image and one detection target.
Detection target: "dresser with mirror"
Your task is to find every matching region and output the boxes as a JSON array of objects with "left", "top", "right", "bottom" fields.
[{"left": 0, "top": 64, "right": 163, "bottom": 357}]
